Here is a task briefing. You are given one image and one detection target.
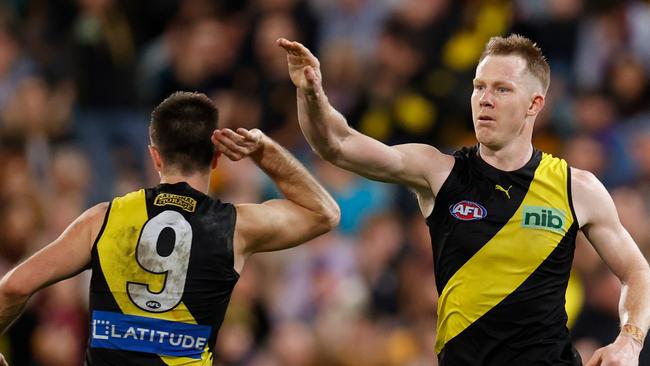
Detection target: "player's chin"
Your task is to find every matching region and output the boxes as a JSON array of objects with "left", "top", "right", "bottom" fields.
[{"left": 475, "top": 129, "right": 496, "bottom": 145}]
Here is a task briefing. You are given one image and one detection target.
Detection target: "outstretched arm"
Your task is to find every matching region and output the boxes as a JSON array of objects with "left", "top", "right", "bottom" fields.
[
  {"left": 212, "top": 128, "right": 340, "bottom": 271},
  {"left": 572, "top": 169, "right": 650, "bottom": 366},
  {"left": 0, "top": 203, "right": 107, "bottom": 335},
  {"left": 277, "top": 38, "right": 454, "bottom": 199}
]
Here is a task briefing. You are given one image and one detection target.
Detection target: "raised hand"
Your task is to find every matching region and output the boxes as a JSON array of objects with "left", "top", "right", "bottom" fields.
[
  {"left": 276, "top": 38, "right": 323, "bottom": 96},
  {"left": 211, "top": 128, "right": 264, "bottom": 161}
]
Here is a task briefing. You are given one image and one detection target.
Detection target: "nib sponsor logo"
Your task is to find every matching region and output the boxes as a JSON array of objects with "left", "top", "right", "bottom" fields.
[{"left": 522, "top": 206, "right": 565, "bottom": 232}]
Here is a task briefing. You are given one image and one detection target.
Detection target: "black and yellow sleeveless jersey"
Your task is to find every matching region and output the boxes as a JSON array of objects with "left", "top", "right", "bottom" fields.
[
  {"left": 426, "top": 146, "right": 582, "bottom": 366},
  {"left": 85, "top": 182, "right": 238, "bottom": 366}
]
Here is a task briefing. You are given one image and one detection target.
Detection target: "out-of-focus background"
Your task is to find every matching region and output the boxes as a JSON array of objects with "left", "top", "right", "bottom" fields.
[{"left": 0, "top": 0, "right": 649, "bottom": 365}]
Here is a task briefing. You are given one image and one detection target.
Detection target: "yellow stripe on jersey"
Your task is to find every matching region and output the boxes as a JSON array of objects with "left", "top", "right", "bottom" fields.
[
  {"left": 565, "top": 269, "right": 584, "bottom": 329},
  {"left": 96, "top": 189, "right": 211, "bottom": 365},
  {"left": 435, "top": 153, "right": 574, "bottom": 354}
]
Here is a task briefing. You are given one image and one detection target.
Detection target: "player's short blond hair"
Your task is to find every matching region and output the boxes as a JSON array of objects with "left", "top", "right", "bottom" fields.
[{"left": 479, "top": 34, "right": 550, "bottom": 93}]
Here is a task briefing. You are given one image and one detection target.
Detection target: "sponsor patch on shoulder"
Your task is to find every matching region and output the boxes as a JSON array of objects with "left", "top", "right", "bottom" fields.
[
  {"left": 449, "top": 200, "right": 487, "bottom": 221},
  {"left": 154, "top": 193, "right": 197, "bottom": 212}
]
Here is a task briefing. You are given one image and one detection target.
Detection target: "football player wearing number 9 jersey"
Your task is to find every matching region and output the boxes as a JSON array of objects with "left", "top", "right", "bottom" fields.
[{"left": 0, "top": 91, "right": 340, "bottom": 366}]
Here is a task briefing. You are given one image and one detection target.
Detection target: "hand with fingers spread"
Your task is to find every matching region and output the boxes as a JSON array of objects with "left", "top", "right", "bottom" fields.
[
  {"left": 276, "top": 38, "right": 323, "bottom": 96},
  {"left": 211, "top": 128, "right": 264, "bottom": 161}
]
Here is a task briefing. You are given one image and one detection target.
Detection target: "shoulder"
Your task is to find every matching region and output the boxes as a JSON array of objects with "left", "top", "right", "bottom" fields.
[
  {"left": 74, "top": 202, "right": 110, "bottom": 228},
  {"left": 570, "top": 168, "right": 604, "bottom": 196},
  {"left": 232, "top": 203, "right": 260, "bottom": 238},
  {"left": 392, "top": 142, "right": 455, "bottom": 182},
  {"left": 111, "top": 188, "right": 146, "bottom": 209},
  {"left": 427, "top": 145, "right": 474, "bottom": 181},
  {"left": 84, "top": 202, "right": 110, "bottom": 240},
  {"left": 232, "top": 203, "right": 266, "bottom": 228},
  {"left": 416, "top": 143, "right": 459, "bottom": 166},
  {"left": 437, "top": 145, "right": 474, "bottom": 175},
  {"left": 404, "top": 145, "right": 460, "bottom": 216},
  {"left": 394, "top": 143, "right": 455, "bottom": 163},
  {"left": 87, "top": 201, "right": 110, "bottom": 216},
  {"left": 570, "top": 167, "right": 615, "bottom": 228}
]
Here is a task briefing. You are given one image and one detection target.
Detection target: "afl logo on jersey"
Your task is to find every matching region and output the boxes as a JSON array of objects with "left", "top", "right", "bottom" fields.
[
  {"left": 146, "top": 301, "right": 162, "bottom": 310},
  {"left": 449, "top": 200, "right": 487, "bottom": 221}
]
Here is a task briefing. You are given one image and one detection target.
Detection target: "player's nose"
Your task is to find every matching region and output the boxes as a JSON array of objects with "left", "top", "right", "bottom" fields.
[{"left": 479, "top": 91, "right": 494, "bottom": 108}]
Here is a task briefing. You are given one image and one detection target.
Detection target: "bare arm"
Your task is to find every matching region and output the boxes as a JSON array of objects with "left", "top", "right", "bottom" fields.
[
  {"left": 212, "top": 128, "right": 340, "bottom": 272},
  {"left": 572, "top": 169, "right": 650, "bottom": 365},
  {"left": 277, "top": 38, "right": 454, "bottom": 199},
  {"left": 0, "top": 203, "right": 107, "bottom": 335}
]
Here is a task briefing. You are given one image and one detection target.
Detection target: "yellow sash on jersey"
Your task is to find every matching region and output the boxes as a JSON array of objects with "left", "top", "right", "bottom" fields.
[
  {"left": 96, "top": 190, "right": 211, "bottom": 365},
  {"left": 435, "top": 153, "right": 574, "bottom": 353}
]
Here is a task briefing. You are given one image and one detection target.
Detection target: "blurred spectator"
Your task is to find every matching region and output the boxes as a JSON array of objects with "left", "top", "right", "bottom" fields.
[
  {"left": 606, "top": 53, "right": 650, "bottom": 119},
  {"left": 153, "top": 16, "right": 244, "bottom": 103},
  {"left": 357, "top": 213, "right": 405, "bottom": 316},
  {"left": 72, "top": 0, "right": 148, "bottom": 204},
  {"left": 572, "top": 263, "right": 650, "bottom": 364},
  {"left": 1, "top": 77, "right": 75, "bottom": 187},
  {"left": 311, "top": 0, "right": 395, "bottom": 60},
  {"left": 0, "top": 0, "right": 649, "bottom": 364},
  {"left": 314, "top": 159, "right": 393, "bottom": 236},
  {"left": 569, "top": 90, "right": 635, "bottom": 186},
  {"left": 274, "top": 232, "right": 362, "bottom": 323},
  {"left": 574, "top": 1, "right": 650, "bottom": 90},
  {"left": 252, "top": 10, "right": 305, "bottom": 148},
  {"left": 0, "top": 17, "right": 37, "bottom": 114},
  {"left": 512, "top": 0, "right": 582, "bottom": 79},
  {"left": 31, "top": 278, "right": 88, "bottom": 366},
  {"left": 268, "top": 321, "right": 317, "bottom": 366}
]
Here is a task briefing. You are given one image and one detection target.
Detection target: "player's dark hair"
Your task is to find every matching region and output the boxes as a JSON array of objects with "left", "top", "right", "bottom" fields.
[
  {"left": 480, "top": 34, "right": 551, "bottom": 93},
  {"left": 150, "top": 92, "right": 218, "bottom": 174}
]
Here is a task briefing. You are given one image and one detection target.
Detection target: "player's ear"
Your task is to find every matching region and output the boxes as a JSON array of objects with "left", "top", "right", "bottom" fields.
[
  {"left": 527, "top": 93, "right": 545, "bottom": 117},
  {"left": 149, "top": 145, "right": 163, "bottom": 171}
]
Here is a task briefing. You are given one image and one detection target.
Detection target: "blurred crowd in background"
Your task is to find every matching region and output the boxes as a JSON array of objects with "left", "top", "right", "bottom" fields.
[{"left": 0, "top": 0, "right": 649, "bottom": 365}]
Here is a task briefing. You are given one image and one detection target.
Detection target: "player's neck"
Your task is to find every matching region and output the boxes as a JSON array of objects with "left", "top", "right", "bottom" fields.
[
  {"left": 159, "top": 172, "right": 210, "bottom": 194},
  {"left": 478, "top": 141, "right": 534, "bottom": 172}
]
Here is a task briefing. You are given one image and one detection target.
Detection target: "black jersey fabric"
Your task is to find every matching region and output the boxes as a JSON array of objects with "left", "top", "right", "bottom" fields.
[
  {"left": 427, "top": 146, "right": 581, "bottom": 366},
  {"left": 85, "top": 182, "right": 238, "bottom": 365}
]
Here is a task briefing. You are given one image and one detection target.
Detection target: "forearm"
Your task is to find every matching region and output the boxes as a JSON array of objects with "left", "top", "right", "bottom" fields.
[
  {"left": 584, "top": 270, "right": 649, "bottom": 366},
  {"left": 250, "top": 134, "right": 339, "bottom": 222},
  {"left": 296, "top": 89, "right": 350, "bottom": 160},
  {"left": 0, "top": 273, "right": 30, "bottom": 335},
  {"left": 618, "top": 268, "right": 650, "bottom": 344}
]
